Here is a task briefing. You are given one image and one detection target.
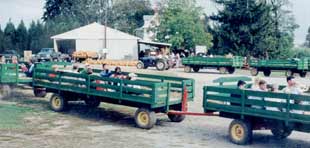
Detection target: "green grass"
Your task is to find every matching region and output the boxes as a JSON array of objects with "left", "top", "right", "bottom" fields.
[{"left": 0, "top": 104, "right": 34, "bottom": 129}]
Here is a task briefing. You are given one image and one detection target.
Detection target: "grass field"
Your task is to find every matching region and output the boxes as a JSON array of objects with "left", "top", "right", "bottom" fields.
[{"left": 0, "top": 104, "right": 33, "bottom": 129}]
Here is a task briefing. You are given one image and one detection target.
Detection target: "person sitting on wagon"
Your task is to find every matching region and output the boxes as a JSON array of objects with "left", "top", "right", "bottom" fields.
[
  {"left": 282, "top": 76, "right": 308, "bottom": 114},
  {"left": 230, "top": 80, "right": 246, "bottom": 106},
  {"left": 100, "top": 64, "right": 111, "bottom": 77},
  {"left": 248, "top": 80, "right": 267, "bottom": 109},
  {"left": 110, "top": 67, "right": 127, "bottom": 79},
  {"left": 80, "top": 64, "right": 93, "bottom": 75},
  {"left": 25, "top": 60, "right": 35, "bottom": 77}
]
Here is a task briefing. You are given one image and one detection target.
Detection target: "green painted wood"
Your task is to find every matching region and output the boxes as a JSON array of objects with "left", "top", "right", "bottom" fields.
[
  {"left": 204, "top": 85, "right": 310, "bottom": 125},
  {"left": 32, "top": 62, "right": 194, "bottom": 110}
]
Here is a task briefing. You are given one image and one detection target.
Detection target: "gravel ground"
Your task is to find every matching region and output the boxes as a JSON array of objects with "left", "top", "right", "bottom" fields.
[{"left": 0, "top": 66, "right": 309, "bottom": 148}]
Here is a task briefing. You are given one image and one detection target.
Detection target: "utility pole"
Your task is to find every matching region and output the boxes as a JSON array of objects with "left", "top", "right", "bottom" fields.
[{"left": 104, "top": 0, "right": 108, "bottom": 49}]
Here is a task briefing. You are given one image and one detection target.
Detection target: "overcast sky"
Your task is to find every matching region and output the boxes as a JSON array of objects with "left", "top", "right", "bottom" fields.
[{"left": 0, "top": 0, "right": 309, "bottom": 45}]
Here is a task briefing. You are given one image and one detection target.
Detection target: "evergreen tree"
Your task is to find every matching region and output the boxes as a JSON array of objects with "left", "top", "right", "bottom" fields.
[
  {"left": 0, "top": 26, "right": 4, "bottom": 52},
  {"left": 211, "top": 0, "right": 273, "bottom": 58},
  {"left": 304, "top": 26, "right": 310, "bottom": 48},
  {"left": 16, "top": 20, "right": 28, "bottom": 54},
  {"left": 3, "top": 20, "right": 17, "bottom": 51},
  {"left": 28, "top": 21, "right": 40, "bottom": 53}
]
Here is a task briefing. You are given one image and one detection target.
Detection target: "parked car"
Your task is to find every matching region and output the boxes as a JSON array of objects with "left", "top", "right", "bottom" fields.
[{"left": 0, "top": 50, "right": 20, "bottom": 60}]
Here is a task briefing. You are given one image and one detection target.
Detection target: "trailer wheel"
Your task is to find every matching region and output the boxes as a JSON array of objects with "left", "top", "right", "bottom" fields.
[
  {"left": 271, "top": 122, "right": 293, "bottom": 139},
  {"left": 229, "top": 119, "right": 252, "bottom": 145},
  {"left": 193, "top": 67, "right": 200, "bottom": 72},
  {"left": 136, "top": 61, "right": 144, "bottom": 69},
  {"left": 184, "top": 66, "right": 191, "bottom": 73},
  {"left": 84, "top": 99, "right": 101, "bottom": 108},
  {"left": 286, "top": 70, "right": 293, "bottom": 77},
  {"left": 156, "top": 60, "right": 166, "bottom": 71},
  {"left": 228, "top": 67, "right": 235, "bottom": 74},
  {"left": 219, "top": 67, "right": 227, "bottom": 74},
  {"left": 263, "top": 70, "right": 271, "bottom": 77},
  {"left": 0, "top": 85, "right": 11, "bottom": 99},
  {"left": 250, "top": 68, "right": 258, "bottom": 76},
  {"left": 49, "top": 93, "right": 67, "bottom": 112},
  {"left": 135, "top": 108, "right": 157, "bottom": 129},
  {"left": 168, "top": 114, "right": 185, "bottom": 122},
  {"left": 299, "top": 71, "right": 307, "bottom": 78},
  {"left": 33, "top": 87, "right": 46, "bottom": 97}
]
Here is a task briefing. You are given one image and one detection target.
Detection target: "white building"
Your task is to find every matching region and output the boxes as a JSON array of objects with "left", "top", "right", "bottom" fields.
[{"left": 51, "top": 22, "right": 141, "bottom": 60}]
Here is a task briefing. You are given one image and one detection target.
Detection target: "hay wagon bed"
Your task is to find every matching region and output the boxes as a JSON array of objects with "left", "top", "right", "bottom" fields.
[
  {"left": 249, "top": 58, "right": 309, "bottom": 77},
  {"left": 203, "top": 85, "right": 310, "bottom": 145},
  {"left": 32, "top": 63, "right": 195, "bottom": 129},
  {"left": 182, "top": 56, "right": 243, "bottom": 74}
]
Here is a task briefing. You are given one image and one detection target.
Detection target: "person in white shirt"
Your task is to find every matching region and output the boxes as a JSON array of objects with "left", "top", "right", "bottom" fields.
[{"left": 248, "top": 80, "right": 267, "bottom": 109}]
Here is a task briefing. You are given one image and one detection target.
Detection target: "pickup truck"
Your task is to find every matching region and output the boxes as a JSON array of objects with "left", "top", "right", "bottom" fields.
[{"left": 35, "top": 48, "right": 70, "bottom": 62}]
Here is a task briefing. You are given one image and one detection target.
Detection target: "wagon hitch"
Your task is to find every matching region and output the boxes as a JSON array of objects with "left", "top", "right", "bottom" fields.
[{"left": 168, "top": 86, "right": 218, "bottom": 116}]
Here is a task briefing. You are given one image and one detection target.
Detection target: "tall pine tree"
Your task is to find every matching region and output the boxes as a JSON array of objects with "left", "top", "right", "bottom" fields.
[
  {"left": 211, "top": 0, "right": 273, "bottom": 58},
  {"left": 3, "top": 20, "right": 16, "bottom": 51},
  {"left": 0, "top": 26, "right": 4, "bottom": 52},
  {"left": 16, "top": 20, "right": 28, "bottom": 54},
  {"left": 304, "top": 26, "right": 310, "bottom": 48}
]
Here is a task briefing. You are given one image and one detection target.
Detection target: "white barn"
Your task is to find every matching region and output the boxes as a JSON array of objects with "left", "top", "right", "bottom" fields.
[{"left": 51, "top": 22, "right": 141, "bottom": 60}]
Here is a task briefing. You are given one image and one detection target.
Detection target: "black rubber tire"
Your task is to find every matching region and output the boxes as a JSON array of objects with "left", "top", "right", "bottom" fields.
[
  {"left": 263, "top": 70, "right": 271, "bottom": 77},
  {"left": 250, "top": 68, "right": 259, "bottom": 76},
  {"left": 219, "top": 67, "right": 227, "bottom": 74},
  {"left": 228, "top": 67, "right": 235, "bottom": 74},
  {"left": 156, "top": 60, "right": 166, "bottom": 71},
  {"left": 84, "top": 99, "right": 101, "bottom": 108},
  {"left": 271, "top": 122, "right": 293, "bottom": 139},
  {"left": 193, "top": 67, "right": 200, "bottom": 72},
  {"left": 299, "top": 71, "right": 307, "bottom": 78},
  {"left": 34, "top": 87, "right": 47, "bottom": 97},
  {"left": 134, "top": 108, "right": 157, "bottom": 129},
  {"left": 49, "top": 93, "right": 67, "bottom": 112},
  {"left": 286, "top": 70, "right": 293, "bottom": 77},
  {"left": 184, "top": 66, "right": 191, "bottom": 73},
  {"left": 168, "top": 114, "right": 186, "bottom": 122},
  {"left": 229, "top": 119, "right": 252, "bottom": 145},
  {"left": 136, "top": 61, "right": 144, "bottom": 69}
]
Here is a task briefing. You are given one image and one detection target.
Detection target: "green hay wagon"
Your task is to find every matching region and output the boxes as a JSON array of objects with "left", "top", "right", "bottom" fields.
[
  {"left": 182, "top": 56, "right": 243, "bottom": 74},
  {"left": 0, "top": 63, "right": 32, "bottom": 85},
  {"left": 203, "top": 84, "right": 310, "bottom": 145},
  {"left": 32, "top": 63, "right": 195, "bottom": 129},
  {"left": 249, "top": 58, "right": 309, "bottom": 77}
]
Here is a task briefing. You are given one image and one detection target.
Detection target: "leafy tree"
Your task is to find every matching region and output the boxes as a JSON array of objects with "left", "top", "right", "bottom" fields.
[
  {"left": 43, "top": 0, "right": 153, "bottom": 34},
  {"left": 3, "top": 21, "right": 16, "bottom": 51},
  {"left": 156, "top": 0, "right": 213, "bottom": 51},
  {"left": 109, "top": 0, "right": 153, "bottom": 34},
  {"left": 16, "top": 20, "right": 28, "bottom": 54},
  {"left": 304, "top": 26, "right": 310, "bottom": 48}
]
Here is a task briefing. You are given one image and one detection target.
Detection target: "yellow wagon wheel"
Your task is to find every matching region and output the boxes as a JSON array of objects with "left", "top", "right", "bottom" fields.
[
  {"left": 49, "top": 93, "right": 67, "bottom": 112},
  {"left": 229, "top": 119, "right": 252, "bottom": 145},
  {"left": 134, "top": 108, "right": 156, "bottom": 129}
]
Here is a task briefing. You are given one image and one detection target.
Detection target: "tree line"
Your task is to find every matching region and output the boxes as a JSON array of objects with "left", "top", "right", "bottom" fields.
[{"left": 0, "top": 0, "right": 309, "bottom": 59}]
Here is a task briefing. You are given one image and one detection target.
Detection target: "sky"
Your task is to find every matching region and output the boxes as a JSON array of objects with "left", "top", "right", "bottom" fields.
[{"left": 0, "top": 0, "right": 309, "bottom": 46}]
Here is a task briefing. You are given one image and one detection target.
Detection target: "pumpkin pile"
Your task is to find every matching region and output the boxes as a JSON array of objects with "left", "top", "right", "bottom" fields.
[{"left": 83, "top": 59, "right": 138, "bottom": 66}]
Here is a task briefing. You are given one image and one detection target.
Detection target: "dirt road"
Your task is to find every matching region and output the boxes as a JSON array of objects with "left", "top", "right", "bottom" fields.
[{"left": 0, "top": 67, "right": 309, "bottom": 148}]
